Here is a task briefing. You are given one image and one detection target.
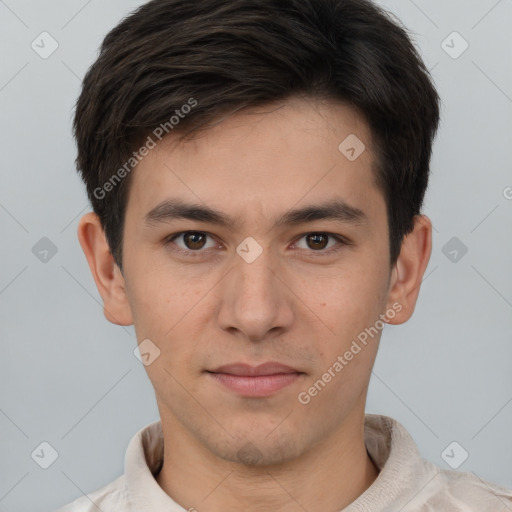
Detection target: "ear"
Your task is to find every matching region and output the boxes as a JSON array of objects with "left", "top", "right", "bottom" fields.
[
  {"left": 385, "top": 215, "right": 432, "bottom": 325},
  {"left": 77, "top": 212, "right": 133, "bottom": 326}
]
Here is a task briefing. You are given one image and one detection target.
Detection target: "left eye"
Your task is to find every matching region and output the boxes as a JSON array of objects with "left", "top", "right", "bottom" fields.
[{"left": 292, "top": 233, "right": 345, "bottom": 253}]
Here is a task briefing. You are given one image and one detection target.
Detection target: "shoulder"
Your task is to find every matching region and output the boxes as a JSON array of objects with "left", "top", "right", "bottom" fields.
[
  {"left": 443, "top": 467, "right": 512, "bottom": 510},
  {"left": 54, "top": 475, "right": 128, "bottom": 512},
  {"left": 365, "top": 414, "right": 512, "bottom": 511},
  {"left": 413, "top": 463, "right": 512, "bottom": 511}
]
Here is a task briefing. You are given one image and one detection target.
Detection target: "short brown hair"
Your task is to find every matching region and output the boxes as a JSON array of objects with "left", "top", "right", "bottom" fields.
[{"left": 73, "top": 0, "right": 440, "bottom": 270}]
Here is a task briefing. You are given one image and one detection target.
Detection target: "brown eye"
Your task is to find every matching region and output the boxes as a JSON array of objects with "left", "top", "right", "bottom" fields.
[
  {"left": 306, "top": 233, "right": 329, "bottom": 250},
  {"left": 182, "top": 232, "right": 207, "bottom": 250},
  {"left": 166, "top": 231, "right": 217, "bottom": 254},
  {"left": 293, "top": 232, "right": 348, "bottom": 255}
]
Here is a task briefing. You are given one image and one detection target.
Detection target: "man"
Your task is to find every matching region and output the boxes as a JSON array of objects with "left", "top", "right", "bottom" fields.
[{"left": 57, "top": 0, "right": 512, "bottom": 510}]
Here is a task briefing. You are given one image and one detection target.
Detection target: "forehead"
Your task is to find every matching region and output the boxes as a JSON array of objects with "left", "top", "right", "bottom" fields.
[{"left": 125, "top": 98, "right": 383, "bottom": 226}]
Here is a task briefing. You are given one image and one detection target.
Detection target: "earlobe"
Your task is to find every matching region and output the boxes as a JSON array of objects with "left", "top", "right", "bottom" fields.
[
  {"left": 385, "top": 215, "right": 432, "bottom": 325},
  {"left": 77, "top": 212, "right": 134, "bottom": 326}
]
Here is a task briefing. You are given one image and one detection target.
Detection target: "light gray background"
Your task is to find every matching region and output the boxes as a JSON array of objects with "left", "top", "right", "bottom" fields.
[{"left": 1, "top": 1, "right": 511, "bottom": 511}]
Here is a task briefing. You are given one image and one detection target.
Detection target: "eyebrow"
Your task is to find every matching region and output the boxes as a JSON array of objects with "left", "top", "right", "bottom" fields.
[{"left": 144, "top": 198, "right": 367, "bottom": 230}]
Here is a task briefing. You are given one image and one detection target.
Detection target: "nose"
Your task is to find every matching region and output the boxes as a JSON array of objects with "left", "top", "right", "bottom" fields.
[{"left": 216, "top": 247, "right": 294, "bottom": 343}]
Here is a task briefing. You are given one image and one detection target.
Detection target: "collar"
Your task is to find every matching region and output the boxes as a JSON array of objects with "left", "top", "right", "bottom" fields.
[{"left": 124, "top": 413, "right": 436, "bottom": 511}]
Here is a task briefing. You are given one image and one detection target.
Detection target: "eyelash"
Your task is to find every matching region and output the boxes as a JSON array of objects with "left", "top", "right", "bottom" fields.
[{"left": 164, "top": 231, "right": 350, "bottom": 257}]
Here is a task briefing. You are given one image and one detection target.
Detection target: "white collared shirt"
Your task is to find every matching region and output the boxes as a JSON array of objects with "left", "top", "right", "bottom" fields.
[{"left": 55, "top": 414, "right": 512, "bottom": 511}]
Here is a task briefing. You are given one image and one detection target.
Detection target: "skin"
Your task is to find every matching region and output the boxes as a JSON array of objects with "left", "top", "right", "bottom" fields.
[{"left": 78, "top": 97, "right": 431, "bottom": 512}]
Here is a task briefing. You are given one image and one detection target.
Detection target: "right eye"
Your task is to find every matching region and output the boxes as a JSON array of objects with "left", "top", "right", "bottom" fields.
[{"left": 164, "top": 231, "right": 219, "bottom": 255}]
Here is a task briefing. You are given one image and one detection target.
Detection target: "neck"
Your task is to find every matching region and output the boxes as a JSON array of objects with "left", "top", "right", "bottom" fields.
[{"left": 155, "top": 412, "right": 379, "bottom": 511}]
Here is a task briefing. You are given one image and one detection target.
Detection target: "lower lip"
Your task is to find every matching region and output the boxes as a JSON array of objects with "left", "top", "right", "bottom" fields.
[{"left": 208, "top": 372, "right": 302, "bottom": 397}]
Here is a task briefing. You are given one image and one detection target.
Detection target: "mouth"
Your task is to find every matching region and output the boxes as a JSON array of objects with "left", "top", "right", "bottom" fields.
[{"left": 205, "top": 362, "right": 306, "bottom": 397}]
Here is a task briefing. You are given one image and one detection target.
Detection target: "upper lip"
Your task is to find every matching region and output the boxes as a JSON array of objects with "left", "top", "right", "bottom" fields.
[{"left": 208, "top": 362, "right": 303, "bottom": 376}]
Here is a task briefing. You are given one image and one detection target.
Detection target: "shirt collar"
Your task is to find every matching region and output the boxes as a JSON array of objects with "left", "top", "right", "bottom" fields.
[
  {"left": 344, "top": 414, "right": 438, "bottom": 511},
  {"left": 124, "top": 419, "right": 183, "bottom": 510},
  {"left": 124, "top": 413, "right": 435, "bottom": 511}
]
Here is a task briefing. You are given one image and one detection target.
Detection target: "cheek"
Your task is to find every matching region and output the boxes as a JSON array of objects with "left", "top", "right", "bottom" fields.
[
  {"left": 126, "top": 270, "right": 214, "bottom": 373},
  {"left": 124, "top": 250, "right": 197, "bottom": 329},
  {"left": 304, "top": 261, "right": 388, "bottom": 335}
]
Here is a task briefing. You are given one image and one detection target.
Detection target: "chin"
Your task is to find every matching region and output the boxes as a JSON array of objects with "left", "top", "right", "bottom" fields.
[{"left": 207, "top": 429, "right": 302, "bottom": 467}]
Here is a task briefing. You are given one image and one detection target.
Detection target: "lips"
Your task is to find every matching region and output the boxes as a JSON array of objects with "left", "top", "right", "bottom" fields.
[
  {"left": 209, "top": 362, "right": 302, "bottom": 376},
  {"left": 206, "top": 362, "right": 305, "bottom": 397}
]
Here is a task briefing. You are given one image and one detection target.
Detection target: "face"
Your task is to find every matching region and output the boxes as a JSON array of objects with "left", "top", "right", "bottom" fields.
[{"left": 115, "top": 98, "right": 401, "bottom": 465}]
